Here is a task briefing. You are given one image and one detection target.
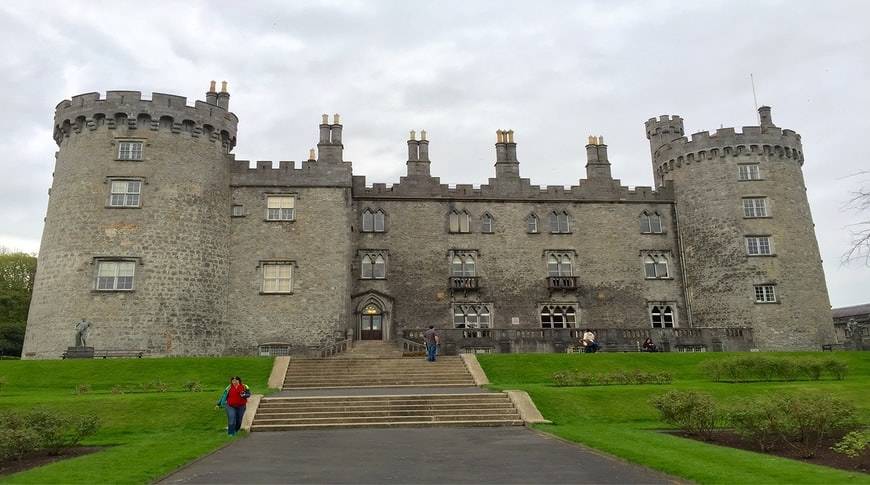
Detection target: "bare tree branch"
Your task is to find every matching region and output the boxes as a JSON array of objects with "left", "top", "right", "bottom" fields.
[{"left": 842, "top": 171, "right": 870, "bottom": 266}]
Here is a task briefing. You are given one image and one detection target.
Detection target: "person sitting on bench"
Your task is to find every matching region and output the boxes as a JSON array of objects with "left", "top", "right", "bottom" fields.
[
  {"left": 581, "top": 329, "right": 600, "bottom": 353},
  {"left": 642, "top": 337, "right": 658, "bottom": 352}
]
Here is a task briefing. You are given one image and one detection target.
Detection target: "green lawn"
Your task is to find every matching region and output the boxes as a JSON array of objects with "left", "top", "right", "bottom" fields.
[
  {"left": 478, "top": 352, "right": 870, "bottom": 484},
  {"left": 0, "top": 357, "right": 274, "bottom": 484}
]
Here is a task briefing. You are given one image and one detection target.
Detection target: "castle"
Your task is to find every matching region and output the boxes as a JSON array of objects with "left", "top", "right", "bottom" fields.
[{"left": 22, "top": 82, "right": 835, "bottom": 358}]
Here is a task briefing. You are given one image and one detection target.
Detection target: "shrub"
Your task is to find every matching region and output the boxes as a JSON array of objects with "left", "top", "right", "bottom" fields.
[
  {"left": 831, "top": 431, "right": 868, "bottom": 458},
  {"left": 153, "top": 379, "right": 169, "bottom": 393},
  {"left": 0, "top": 427, "right": 41, "bottom": 461},
  {"left": 777, "top": 394, "right": 859, "bottom": 458},
  {"left": 728, "top": 397, "right": 783, "bottom": 451},
  {"left": 823, "top": 359, "right": 848, "bottom": 380},
  {"left": 184, "top": 380, "right": 203, "bottom": 392},
  {"left": 0, "top": 410, "right": 100, "bottom": 460},
  {"left": 699, "top": 360, "right": 724, "bottom": 382},
  {"left": 699, "top": 356, "right": 847, "bottom": 382},
  {"left": 797, "top": 359, "right": 825, "bottom": 380},
  {"left": 75, "top": 384, "right": 91, "bottom": 395},
  {"left": 650, "top": 390, "right": 718, "bottom": 440},
  {"left": 552, "top": 370, "right": 671, "bottom": 387}
]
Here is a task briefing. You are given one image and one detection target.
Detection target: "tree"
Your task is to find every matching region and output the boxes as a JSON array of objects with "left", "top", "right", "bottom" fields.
[
  {"left": 843, "top": 172, "right": 870, "bottom": 266},
  {"left": 0, "top": 249, "right": 37, "bottom": 357}
]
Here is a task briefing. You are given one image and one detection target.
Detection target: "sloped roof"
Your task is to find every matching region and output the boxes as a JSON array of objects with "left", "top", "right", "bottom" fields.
[{"left": 832, "top": 303, "right": 870, "bottom": 319}]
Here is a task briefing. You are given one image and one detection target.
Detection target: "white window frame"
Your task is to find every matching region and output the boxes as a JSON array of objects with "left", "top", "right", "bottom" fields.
[
  {"left": 643, "top": 253, "right": 670, "bottom": 279},
  {"left": 361, "top": 209, "right": 386, "bottom": 233},
  {"left": 549, "top": 211, "right": 570, "bottom": 233},
  {"left": 450, "top": 252, "right": 476, "bottom": 277},
  {"left": 261, "top": 263, "right": 293, "bottom": 293},
  {"left": 742, "top": 197, "right": 768, "bottom": 218},
  {"left": 95, "top": 260, "right": 136, "bottom": 291},
  {"left": 108, "top": 179, "right": 142, "bottom": 208},
  {"left": 231, "top": 204, "right": 245, "bottom": 217},
  {"left": 452, "top": 303, "right": 492, "bottom": 329},
  {"left": 540, "top": 304, "right": 578, "bottom": 329},
  {"left": 754, "top": 284, "right": 777, "bottom": 303},
  {"left": 361, "top": 252, "right": 387, "bottom": 279},
  {"left": 745, "top": 236, "right": 773, "bottom": 256},
  {"left": 481, "top": 213, "right": 494, "bottom": 233},
  {"left": 527, "top": 214, "right": 539, "bottom": 234},
  {"left": 266, "top": 195, "right": 296, "bottom": 221},
  {"left": 547, "top": 253, "right": 573, "bottom": 277},
  {"left": 117, "top": 140, "right": 143, "bottom": 161},
  {"left": 640, "top": 211, "right": 663, "bottom": 234},
  {"left": 649, "top": 303, "right": 676, "bottom": 328},
  {"left": 738, "top": 164, "right": 761, "bottom": 181}
]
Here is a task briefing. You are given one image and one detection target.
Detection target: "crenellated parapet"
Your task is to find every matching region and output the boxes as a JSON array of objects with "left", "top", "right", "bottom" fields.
[
  {"left": 231, "top": 158, "right": 353, "bottom": 187},
  {"left": 53, "top": 87, "right": 238, "bottom": 151},
  {"left": 646, "top": 107, "right": 803, "bottom": 181}
]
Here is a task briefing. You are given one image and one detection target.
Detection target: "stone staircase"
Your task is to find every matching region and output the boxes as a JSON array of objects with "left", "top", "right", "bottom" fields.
[
  {"left": 282, "top": 356, "right": 476, "bottom": 389},
  {"left": 332, "top": 340, "right": 405, "bottom": 359},
  {"left": 251, "top": 393, "right": 524, "bottom": 431}
]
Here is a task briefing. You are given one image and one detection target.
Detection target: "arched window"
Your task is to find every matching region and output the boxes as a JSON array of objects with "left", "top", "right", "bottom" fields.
[
  {"left": 453, "top": 304, "right": 492, "bottom": 329},
  {"left": 650, "top": 305, "right": 675, "bottom": 328},
  {"left": 464, "top": 255, "right": 476, "bottom": 276},
  {"left": 451, "top": 254, "right": 476, "bottom": 277},
  {"left": 374, "top": 210, "right": 385, "bottom": 232},
  {"left": 481, "top": 213, "right": 494, "bottom": 233},
  {"left": 449, "top": 210, "right": 471, "bottom": 233},
  {"left": 373, "top": 255, "right": 386, "bottom": 279},
  {"left": 362, "top": 209, "right": 374, "bottom": 232},
  {"left": 361, "top": 255, "right": 373, "bottom": 279},
  {"left": 644, "top": 254, "right": 669, "bottom": 279},
  {"left": 527, "top": 214, "right": 539, "bottom": 233},
  {"left": 548, "top": 253, "right": 573, "bottom": 277},
  {"left": 640, "top": 211, "right": 663, "bottom": 234},
  {"left": 540, "top": 304, "right": 578, "bottom": 329},
  {"left": 550, "top": 211, "right": 570, "bottom": 233},
  {"left": 451, "top": 255, "right": 464, "bottom": 276},
  {"left": 548, "top": 255, "right": 559, "bottom": 276},
  {"left": 561, "top": 255, "right": 572, "bottom": 276}
]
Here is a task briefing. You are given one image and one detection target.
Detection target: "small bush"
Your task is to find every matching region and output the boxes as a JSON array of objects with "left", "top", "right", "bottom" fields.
[
  {"left": 699, "top": 360, "right": 724, "bottom": 382},
  {"left": 184, "top": 380, "right": 203, "bottom": 392},
  {"left": 0, "top": 427, "right": 41, "bottom": 461},
  {"left": 728, "top": 397, "right": 783, "bottom": 451},
  {"left": 798, "top": 359, "right": 825, "bottom": 380},
  {"left": 75, "top": 384, "right": 91, "bottom": 395},
  {"left": 650, "top": 390, "right": 718, "bottom": 440},
  {"left": 831, "top": 431, "right": 868, "bottom": 458},
  {"left": 699, "top": 356, "right": 848, "bottom": 382},
  {"left": 553, "top": 370, "right": 671, "bottom": 387},
  {"left": 0, "top": 410, "right": 100, "bottom": 460},
  {"left": 154, "top": 380, "right": 169, "bottom": 392},
  {"left": 777, "top": 394, "right": 859, "bottom": 458},
  {"left": 823, "top": 359, "right": 848, "bottom": 380}
]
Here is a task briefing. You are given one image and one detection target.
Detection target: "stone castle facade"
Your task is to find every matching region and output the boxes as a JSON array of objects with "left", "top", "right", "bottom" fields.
[{"left": 22, "top": 82, "right": 835, "bottom": 358}]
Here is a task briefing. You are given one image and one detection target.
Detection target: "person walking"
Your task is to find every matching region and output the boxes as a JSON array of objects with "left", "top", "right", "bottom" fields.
[
  {"left": 216, "top": 376, "right": 251, "bottom": 436},
  {"left": 423, "top": 325, "right": 440, "bottom": 362}
]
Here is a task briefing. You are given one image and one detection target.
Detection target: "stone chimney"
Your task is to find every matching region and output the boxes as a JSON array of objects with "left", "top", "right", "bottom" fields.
[
  {"left": 317, "top": 113, "right": 343, "bottom": 162},
  {"left": 758, "top": 106, "right": 774, "bottom": 128},
  {"left": 406, "top": 129, "right": 431, "bottom": 177},
  {"left": 494, "top": 130, "right": 520, "bottom": 178},
  {"left": 585, "top": 135, "right": 612, "bottom": 179},
  {"left": 205, "top": 80, "right": 218, "bottom": 105},
  {"left": 216, "top": 81, "right": 230, "bottom": 110}
]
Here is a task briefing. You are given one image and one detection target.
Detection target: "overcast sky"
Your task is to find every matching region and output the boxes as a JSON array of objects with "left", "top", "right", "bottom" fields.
[{"left": 0, "top": 0, "right": 867, "bottom": 307}]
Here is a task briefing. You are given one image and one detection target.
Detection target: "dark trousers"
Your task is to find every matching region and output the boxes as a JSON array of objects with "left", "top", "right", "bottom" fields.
[{"left": 225, "top": 405, "right": 246, "bottom": 435}]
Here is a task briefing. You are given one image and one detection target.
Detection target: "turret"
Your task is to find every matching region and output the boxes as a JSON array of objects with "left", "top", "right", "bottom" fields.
[{"left": 645, "top": 115, "right": 684, "bottom": 187}]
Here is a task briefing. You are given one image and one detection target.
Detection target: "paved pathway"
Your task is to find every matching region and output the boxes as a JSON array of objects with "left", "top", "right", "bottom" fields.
[{"left": 160, "top": 427, "right": 674, "bottom": 484}]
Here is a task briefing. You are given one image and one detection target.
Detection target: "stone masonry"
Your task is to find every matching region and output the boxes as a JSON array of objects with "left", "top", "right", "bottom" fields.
[{"left": 21, "top": 83, "right": 835, "bottom": 358}]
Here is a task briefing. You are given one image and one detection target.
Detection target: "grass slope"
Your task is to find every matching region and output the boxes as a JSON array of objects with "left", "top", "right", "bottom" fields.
[
  {"left": 0, "top": 357, "right": 273, "bottom": 484},
  {"left": 478, "top": 352, "right": 870, "bottom": 484}
]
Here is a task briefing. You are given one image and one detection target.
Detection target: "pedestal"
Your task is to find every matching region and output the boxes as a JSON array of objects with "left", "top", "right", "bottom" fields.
[{"left": 65, "top": 346, "right": 94, "bottom": 359}]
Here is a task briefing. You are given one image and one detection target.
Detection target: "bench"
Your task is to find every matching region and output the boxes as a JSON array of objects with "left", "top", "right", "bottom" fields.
[
  {"left": 93, "top": 350, "right": 147, "bottom": 359},
  {"left": 601, "top": 343, "right": 641, "bottom": 353}
]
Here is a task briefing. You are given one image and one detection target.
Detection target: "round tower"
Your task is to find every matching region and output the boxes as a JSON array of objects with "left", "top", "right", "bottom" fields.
[
  {"left": 22, "top": 83, "right": 238, "bottom": 358},
  {"left": 646, "top": 107, "right": 833, "bottom": 349}
]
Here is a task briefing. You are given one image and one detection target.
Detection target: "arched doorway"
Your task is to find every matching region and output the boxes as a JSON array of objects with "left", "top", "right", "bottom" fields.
[{"left": 360, "top": 303, "right": 384, "bottom": 340}]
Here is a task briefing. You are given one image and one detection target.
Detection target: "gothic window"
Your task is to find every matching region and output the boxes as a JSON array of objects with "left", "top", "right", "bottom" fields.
[
  {"left": 360, "top": 252, "right": 387, "bottom": 279},
  {"left": 540, "top": 304, "right": 578, "bottom": 329},
  {"left": 266, "top": 195, "right": 295, "bottom": 221},
  {"left": 361, "top": 209, "right": 386, "bottom": 233},
  {"left": 742, "top": 197, "right": 768, "bottom": 218},
  {"left": 95, "top": 260, "right": 136, "bottom": 291},
  {"left": 450, "top": 251, "right": 477, "bottom": 277},
  {"left": 108, "top": 180, "right": 141, "bottom": 207},
  {"left": 117, "top": 140, "right": 143, "bottom": 160},
  {"left": 262, "top": 263, "right": 293, "bottom": 293},
  {"left": 738, "top": 164, "right": 761, "bottom": 181},
  {"left": 549, "top": 211, "right": 570, "bottom": 233},
  {"left": 640, "top": 211, "right": 663, "bottom": 234},
  {"left": 453, "top": 303, "right": 492, "bottom": 329},
  {"left": 754, "top": 284, "right": 777, "bottom": 303},
  {"left": 547, "top": 253, "right": 573, "bottom": 277},
  {"left": 481, "top": 213, "right": 494, "bottom": 233},
  {"left": 745, "top": 236, "right": 773, "bottom": 256},
  {"left": 527, "top": 214, "right": 539, "bottom": 234},
  {"left": 643, "top": 253, "right": 670, "bottom": 279},
  {"left": 449, "top": 210, "right": 471, "bottom": 233},
  {"left": 649, "top": 304, "right": 675, "bottom": 328}
]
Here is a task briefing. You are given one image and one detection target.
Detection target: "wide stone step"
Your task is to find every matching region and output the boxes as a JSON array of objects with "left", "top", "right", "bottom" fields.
[
  {"left": 282, "top": 383, "right": 474, "bottom": 390},
  {"left": 258, "top": 403, "right": 514, "bottom": 413},
  {"left": 284, "top": 371, "right": 470, "bottom": 377},
  {"left": 256, "top": 407, "right": 518, "bottom": 418},
  {"left": 254, "top": 413, "right": 522, "bottom": 426},
  {"left": 259, "top": 397, "right": 510, "bottom": 407},
  {"left": 282, "top": 378, "right": 474, "bottom": 385},
  {"left": 251, "top": 419, "right": 525, "bottom": 431}
]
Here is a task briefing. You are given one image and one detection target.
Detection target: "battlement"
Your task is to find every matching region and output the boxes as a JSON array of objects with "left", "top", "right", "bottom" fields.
[
  {"left": 53, "top": 87, "right": 238, "bottom": 150},
  {"left": 230, "top": 158, "right": 353, "bottom": 187},
  {"left": 644, "top": 115, "right": 685, "bottom": 138}
]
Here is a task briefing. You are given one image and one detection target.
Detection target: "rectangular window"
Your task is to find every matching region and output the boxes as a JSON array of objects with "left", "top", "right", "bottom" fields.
[
  {"left": 754, "top": 284, "right": 777, "bottom": 303},
  {"left": 118, "top": 141, "right": 143, "bottom": 160},
  {"left": 738, "top": 164, "right": 761, "bottom": 181},
  {"left": 108, "top": 180, "right": 141, "bottom": 207},
  {"left": 266, "top": 195, "right": 295, "bottom": 221},
  {"left": 742, "top": 198, "right": 768, "bottom": 218},
  {"left": 262, "top": 263, "right": 292, "bottom": 293},
  {"left": 231, "top": 205, "right": 245, "bottom": 217},
  {"left": 745, "top": 236, "right": 773, "bottom": 255},
  {"left": 96, "top": 261, "right": 135, "bottom": 291}
]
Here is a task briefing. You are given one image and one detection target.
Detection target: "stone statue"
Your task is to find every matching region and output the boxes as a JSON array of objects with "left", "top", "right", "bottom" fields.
[
  {"left": 75, "top": 319, "right": 91, "bottom": 347},
  {"left": 846, "top": 318, "right": 859, "bottom": 338}
]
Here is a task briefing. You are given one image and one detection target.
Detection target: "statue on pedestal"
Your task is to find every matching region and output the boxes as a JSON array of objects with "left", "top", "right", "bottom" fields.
[{"left": 75, "top": 319, "right": 91, "bottom": 348}]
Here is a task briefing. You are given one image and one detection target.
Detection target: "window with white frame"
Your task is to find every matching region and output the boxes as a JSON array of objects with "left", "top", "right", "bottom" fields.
[
  {"left": 117, "top": 141, "right": 143, "bottom": 160},
  {"left": 95, "top": 260, "right": 136, "bottom": 291},
  {"left": 527, "top": 214, "right": 539, "bottom": 233},
  {"left": 361, "top": 253, "right": 386, "bottom": 279},
  {"left": 640, "top": 211, "right": 663, "bottom": 234},
  {"left": 738, "top": 164, "right": 761, "bottom": 181},
  {"left": 453, "top": 303, "right": 491, "bottom": 329},
  {"left": 262, "top": 263, "right": 292, "bottom": 293},
  {"left": 266, "top": 195, "right": 295, "bottom": 221},
  {"left": 231, "top": 204, "right": 245, "bottom": 217},
  {"left": 754, "top": 284, "right": 777, "bottom": 303},
  {"left": 481, "top": 213, "right": 494, "bottom": 233},
  {"left": 449, "top": 210, "right": 471, "bottom": 233},
  {"left": 549, "top": 211, "right": 570, "bottom": 233},
  {"left": 540, "top": 304, "right": 577, "bottom": 329},
  {"left": 108, "top": 180, "right": 141, "bottom": 207},
  {"left": 643, "top": 253, "right": 670, "bottom": 279},
  {"left": 649, "top": 304, "right": 676, "bottom": 328},
  {"left": 547, "top": 252, "right": 573, "bottom": 277},
  {"left": 361, "top": 209, "right": 386, "bottom": 233},
  {"left": 742, "top": 197, "right": 768, "bottom": 218},
  {"left": 745, "top": 236, "right": 773, "bottom": 256},
  {"left": 450, "top": 251, "right": 477, "bottom": 277}
]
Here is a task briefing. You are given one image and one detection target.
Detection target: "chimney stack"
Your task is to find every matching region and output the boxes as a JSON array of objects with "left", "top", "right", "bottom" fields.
[
  {"left": 406, "top": 129, "right": 431, "bottom": 177},
  {"left": 585, "top": 135, "right": 612, "bottom": 179},
  {"left": 206, "top": 80, "right": 218, "bottom": 105},
  {"left": 216, "top": 81, "right": 230, "bottom": 110},
  {"left": 758, "top": 106, "right": 774, "bottom": 128},
  {"left": 494, "top": 129, "right": 520, "bottom": 178},
  {"left": 316, "top": 113, "right": 343, "bottom": 162}
]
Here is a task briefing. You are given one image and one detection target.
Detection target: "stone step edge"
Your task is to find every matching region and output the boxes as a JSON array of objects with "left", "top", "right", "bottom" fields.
[
  {"left": 280, "top": 383, "right": 476, "bottom": 390},
  {"left": 251, "top": 420, "right": 526, "bottom": 431},
  {"left": 263, "top": 392, "right": 497, "bottom": 401}
]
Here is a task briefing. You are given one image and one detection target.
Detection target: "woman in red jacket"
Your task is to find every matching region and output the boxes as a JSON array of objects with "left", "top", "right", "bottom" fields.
[{"left": 216, "top": 376, "right": 250, "bottom": 436}]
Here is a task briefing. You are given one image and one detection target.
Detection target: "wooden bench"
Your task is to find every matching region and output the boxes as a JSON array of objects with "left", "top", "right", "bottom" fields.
[
  {"left": 94, "top": 349, "right": 147, "bottom": 359},
  {"left": 601, "top": 343, "right": 641, "bottom": 353}
]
